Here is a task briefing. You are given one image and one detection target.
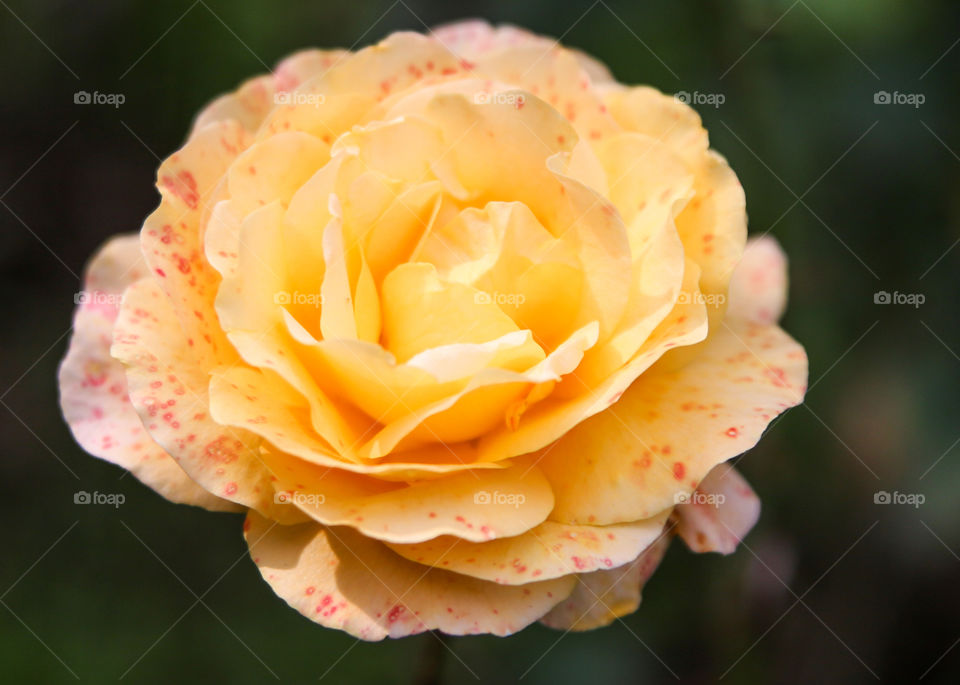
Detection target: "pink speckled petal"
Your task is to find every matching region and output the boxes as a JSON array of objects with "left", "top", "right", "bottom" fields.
[
  {"left": 540, "top": 317, "right": 807, "bottom": 525},
  {"left": 244, "top": 511, "right": 575, "bottom": 639},
  {"left": 727, "top": 235, "right": 789, "bottom": 325},
  {"left": 191, "top": 75, "right": 275, "bottom": 138},
  {"left": 676, "top": 464, "right": 760, "bottom": 554},
  {"left": 110, "top": 277, "right": 296, "bottom": 519},
  {"left": 385, "top": 510, "right": 669, "bottom": 584},
  {"left": 59, "top": 235, "right": 237, "bottom": 511},
  {"left": 261, "top": 448, "right": 554, "bottom": 544},
  {"left": 540, "top": 532, "right": 671, "bottom": 631}
]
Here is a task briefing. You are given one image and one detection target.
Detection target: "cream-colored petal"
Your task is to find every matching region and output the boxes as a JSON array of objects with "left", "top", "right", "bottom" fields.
[
  {"left": 245, "top": 512, "right": 575, "bottom": 639},
  {"left": 676, "top": 464, "right": 760, "bottom": 554},
  {"left": 727, "top": 235, "right": 789, "bottom": 325},
  {"left": 540, "top": 317, "right": 807, "bottom": 525},
  {"left": 540, "top": 533, "right": 671, "bottom": 631},
  {"left": 386, "top": 510, "right": 669, "bottom": 584},
  {"left": 59, "top": 235, "right": 237, "bottom": 511}
]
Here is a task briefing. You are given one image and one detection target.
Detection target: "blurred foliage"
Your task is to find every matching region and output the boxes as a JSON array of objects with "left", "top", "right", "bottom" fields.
[{"left": 1, "top": 0, "right": 958, "bottom": 683}]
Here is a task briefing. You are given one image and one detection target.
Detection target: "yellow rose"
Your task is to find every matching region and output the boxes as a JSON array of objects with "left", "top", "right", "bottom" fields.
[{"left": 59, "top": 20, "right": 806, "bottom": 639}]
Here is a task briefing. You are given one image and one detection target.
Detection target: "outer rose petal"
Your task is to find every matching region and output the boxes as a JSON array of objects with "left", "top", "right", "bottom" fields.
[
  {"left": 540, "top": 532, "right": 671, "bottom": 631},
  {"left": 59, "top": 235, "right": 238, "bottom": 511},
  {"left": 676, "top": 464, "right": 760, "bottom": 554},
  {"left": 244, "top": 511, "right": 575, "bottom": 640},
  {"left": 111, "top": 277, "right": 296, "bottom": 519},
  {"left": 727, "top": 235, "right": 789, "bottom": 325},
  {"left": 540, "top": 318, "right": 807, "bottom": 525},
  {"left": 384, "top": 511, "right": 669, "bottom": 584}
]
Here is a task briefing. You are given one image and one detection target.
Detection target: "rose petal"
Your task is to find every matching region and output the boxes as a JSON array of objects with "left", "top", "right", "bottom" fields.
[
  {"left": 675, "top": 464, "right": 760, "bottom": 554},
  {"left": 59, "top": 235, "right": 237, "bottom": 511},
  {"left": 540, "top": 317, "right": 807, "bottom": 525},
  {"left": 726, "top": 235, "right": 789, "bottom": 325},
  {"left": 261, "top": 449, "right": 555, "bottom": 543},
  {"left": 385, "top": 511, "right": 669, "bottom": 584},
  {"left": 110, "top": 277, "right": 293, "bottom": 518},
  {"left": 540, "top": 532, "right": 671, "bottom": 631},
  {"left": 244, "top": 511, "right": 575, "bottom": 639}
]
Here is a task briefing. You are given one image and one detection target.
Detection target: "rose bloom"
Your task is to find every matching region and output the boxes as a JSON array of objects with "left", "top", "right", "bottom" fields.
[{"left": 59, "top": 21, "right": 806, "bottom": 639}]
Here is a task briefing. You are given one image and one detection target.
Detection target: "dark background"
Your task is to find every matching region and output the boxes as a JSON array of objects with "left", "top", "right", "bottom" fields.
[{"left": 1, "top": 0, "right": 958, "bottom": 683}]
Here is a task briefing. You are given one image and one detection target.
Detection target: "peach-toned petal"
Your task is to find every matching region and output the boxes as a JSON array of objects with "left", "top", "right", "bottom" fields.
[
  {"left": 475, "top": 259, "right": 709, "bottom": 462},
  {"left": 540, "top": 317, "right": 807, "bottom": 525},
  {"left": 110, "top": 277, "right": 294, "bottom": 518},
  {"left": 208, "top": 364, "right": 507, "bottom": 480},
  {"left": 191, "top": 75, "right": 274, "bottom": 138},
  {"left": 540, "top": 533, "right": 671, "bottom": 631},
  {"left": 727, "top": 235, "right": 789, "bottom": 325},
  {"left": 59, "top": 235, "right": 237, "bottom": 511},
  {"left": 602, "top": 86, "right": 708, "bottom": 168},
  {"left": 386, "top": 510, "right": 669, "bottom": 584},
  {"left": 245, "top": 511, "right": 575, "bottom": 639},
  {"left": 674, "top": 151, "right": 747, "bottom": 329},
  {"left": 676, "top": 464, "right": 760, "bottom": 554},
  {"left": 263, "top": 448, "right": 555, "bottom": 543},
  {"left": 141, "top": 119, "right": 251, "bottom": 369}
]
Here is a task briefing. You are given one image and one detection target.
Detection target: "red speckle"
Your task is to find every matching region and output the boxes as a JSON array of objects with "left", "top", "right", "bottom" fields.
[
  {"left": 305, "top": 587, "right": 315, "bottom": 595},
  {"left": 387, "top": 605, "right": 405, "bottom": 623},
  {"left": 224, "top": 482, "right": 238, "bottom": 496},
  {"left": 726, "top": 427, "right": 740, "bottom": 438},
  {"left": 672, "top": 462, "right": 686, "bottom": 480}
]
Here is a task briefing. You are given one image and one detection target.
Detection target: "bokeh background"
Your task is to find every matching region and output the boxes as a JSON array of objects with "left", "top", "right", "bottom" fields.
[{"left": 1, "top": 0, "right": 958, "bottom": 683}]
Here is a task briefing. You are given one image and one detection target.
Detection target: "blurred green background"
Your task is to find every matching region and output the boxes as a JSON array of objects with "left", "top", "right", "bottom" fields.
[{"left": 1, "top": 0, "right": 958, "bottom": 682}]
